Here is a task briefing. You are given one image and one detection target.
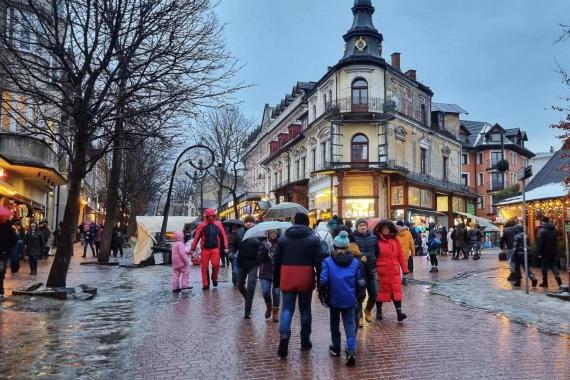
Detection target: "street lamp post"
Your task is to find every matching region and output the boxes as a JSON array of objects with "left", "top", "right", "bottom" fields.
[
  {"left": 155, "top": 145, "right": 214, "bottom": 246},
  {"left": 154, "top": 188, "right": 169, "bottom": 215}
]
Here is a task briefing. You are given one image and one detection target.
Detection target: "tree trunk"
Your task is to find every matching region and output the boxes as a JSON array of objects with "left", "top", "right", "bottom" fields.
[
  {"left": 232, "top": 192, "right": 239, "bottom": 218},
  {"left": 46, "top": 133, "right": 88, "bottom": 288},
  {"left": 98, "top": 137, "right": 122, "bottom": 263}
]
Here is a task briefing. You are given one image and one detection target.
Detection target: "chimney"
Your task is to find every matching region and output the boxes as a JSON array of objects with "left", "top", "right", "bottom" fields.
[
  {"left": 405, "top": 69, "right": 416, "bottom": 81},
  {"left": 391, "top": 52, "right": 401, "bottom": 71}
]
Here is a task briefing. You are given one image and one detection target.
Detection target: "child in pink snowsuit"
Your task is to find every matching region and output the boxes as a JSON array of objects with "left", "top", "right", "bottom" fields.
[{"left": 172, "top": 231, "right": 191, "bottom": 292}]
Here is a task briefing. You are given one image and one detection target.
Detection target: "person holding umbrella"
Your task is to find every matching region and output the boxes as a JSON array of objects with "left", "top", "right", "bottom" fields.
[
  {"left": 0, "top": 207, "right": 17, "bottom": 298},
  {"left": 235, "top": 215, "right": 262, "bottom": 318}
]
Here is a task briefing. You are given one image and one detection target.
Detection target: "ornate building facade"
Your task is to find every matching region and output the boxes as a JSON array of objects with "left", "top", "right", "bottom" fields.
[{"left": 242, "top": 0, "right": 477, "bottom": 227}]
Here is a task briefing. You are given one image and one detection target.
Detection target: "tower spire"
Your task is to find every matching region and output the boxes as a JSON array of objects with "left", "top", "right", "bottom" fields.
[{"left": 340, "top": 0, "right": 384, "bottom": 63}]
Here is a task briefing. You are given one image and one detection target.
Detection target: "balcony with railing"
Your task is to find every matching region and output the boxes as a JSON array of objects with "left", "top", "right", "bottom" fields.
[
  {"left": 325, "top": 97, "right": 397, "bottom": 115},
  {"left": 405, "top": 171, "right": 477, "bottom": 196}
]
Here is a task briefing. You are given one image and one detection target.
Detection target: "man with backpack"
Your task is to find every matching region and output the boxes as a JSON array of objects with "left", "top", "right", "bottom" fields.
[
  {"left": 314, "top": 221, "right": 333, "bottom": 256},
  {"left": 191, "top": 208, "right": 228, "bottom": 290},
  {"left": 235, "top": 215, "right": 261, "bottom": 319}
]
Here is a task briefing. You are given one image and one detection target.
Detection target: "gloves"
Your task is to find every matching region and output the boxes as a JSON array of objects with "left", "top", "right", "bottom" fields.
[
  {"left": 360, "top": 256, "right": 367, "bottom": 264},
  {"left": 318, "top": 284, "right": 329, "bottom": 308}
]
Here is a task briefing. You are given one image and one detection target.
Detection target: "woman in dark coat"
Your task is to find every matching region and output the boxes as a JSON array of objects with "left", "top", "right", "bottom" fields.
[
  {"left": 257, "top": 230, "right": 281, "bottom": 322},
  {"left": 24, "top": 222, "right": 45, "bottom": 275}
]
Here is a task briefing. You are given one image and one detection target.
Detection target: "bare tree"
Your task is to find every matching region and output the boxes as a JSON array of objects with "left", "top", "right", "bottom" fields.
[
  {"left": 194, "top": 106, "right": 254, "bottom": 216},
  {"left": 0, "top": 0, "right": 243, "bottom": 286}
]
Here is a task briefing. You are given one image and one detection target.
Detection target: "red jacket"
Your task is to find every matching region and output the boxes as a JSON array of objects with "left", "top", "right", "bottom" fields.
[
  {"left": 191, "top": 220, "right": 228, "bottom": 252},
  {"left": 376, "top": 234, "right": 408, "bottom": 302}
]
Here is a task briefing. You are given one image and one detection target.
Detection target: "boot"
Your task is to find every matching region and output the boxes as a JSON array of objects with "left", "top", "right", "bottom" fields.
[
  {"left": 396, "top": 307, "right": 407, "bottom": 322},
  {"left": 375, "top": 302, "right": 383, "bottom": 320},
  {"left": 555, "top": 276, "right": 563, "bottom": 287},
  {"left": 265, "top": 302, "right": 272, "bottom": 319},
  {"left": 277, "top": 335, "right": 289, "bottom": 358},
  {"left": 272, "top": 307, "right": 279, "bottom": 323},
  {"left": 364, "top": 309, "right": 373, "bottom": 324}
]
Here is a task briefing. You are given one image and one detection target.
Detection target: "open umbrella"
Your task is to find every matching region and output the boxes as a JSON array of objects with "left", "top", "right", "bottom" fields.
[
  {"left": 222, "top": 219, "right": 244, "bottom": 227},
  {"left": 265, "top": 202, "right": 308, "bottom": 220},
  {"left": 242, "top": 221, "right": 292, "bottom": 240}
]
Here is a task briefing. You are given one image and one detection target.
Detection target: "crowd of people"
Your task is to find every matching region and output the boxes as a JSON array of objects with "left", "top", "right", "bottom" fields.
[{"left": 78, "top": 220, "right": 124, "bottom": 258}]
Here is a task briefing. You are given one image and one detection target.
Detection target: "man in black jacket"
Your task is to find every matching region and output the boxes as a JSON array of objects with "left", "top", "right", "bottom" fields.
[
  {"left": 274, "top": 212, "right": 326, "bottom": 359},
  {"left": 536, "top": 217, "right": 562, "bottom": 287},
  {"left": 0, "top": 212, "right": 17, "bottom": 297},
  {"left": 500, "top": 220, "right": 517, "bottom": 281},
  {"left": 236, "top": 215, "right": 261, "bottom": 319}
]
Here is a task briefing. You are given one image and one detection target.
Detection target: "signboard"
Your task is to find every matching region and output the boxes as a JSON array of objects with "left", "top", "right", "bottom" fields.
[
  {"left": 519, "top": 166, "right": 533, "bottom": 181},
  {"left": 466, "top": 203, "right": 475, "bottom": 215}
]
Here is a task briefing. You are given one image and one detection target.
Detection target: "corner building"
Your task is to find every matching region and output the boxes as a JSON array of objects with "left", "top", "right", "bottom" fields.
[{"left": 243, "top": 0, "right": 476, "bottom": 228}]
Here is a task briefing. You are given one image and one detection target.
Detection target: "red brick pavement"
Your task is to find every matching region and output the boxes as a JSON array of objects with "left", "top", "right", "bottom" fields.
[{"left": 127, "top": 262, "right": 569, "bottom": 380}]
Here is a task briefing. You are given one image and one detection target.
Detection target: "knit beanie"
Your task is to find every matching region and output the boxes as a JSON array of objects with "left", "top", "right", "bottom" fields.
[
  {"left": 333, "top": 231, "right": 350, "bottom": 248},
  {"left": 355, "top": 218, "right": 367, "bottom": 228},
  {"left": 294, "top": 212, "right": 310, "bottom": 226}
]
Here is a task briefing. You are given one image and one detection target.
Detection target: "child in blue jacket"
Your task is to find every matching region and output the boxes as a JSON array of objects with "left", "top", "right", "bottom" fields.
[{"left": 318, "top": 231, "right": 365, "bottom": 367}]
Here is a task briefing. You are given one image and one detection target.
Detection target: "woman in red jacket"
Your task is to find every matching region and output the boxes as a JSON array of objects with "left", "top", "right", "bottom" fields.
[{"left": 373, "top": 219, "right": 409, "bottom": 322}]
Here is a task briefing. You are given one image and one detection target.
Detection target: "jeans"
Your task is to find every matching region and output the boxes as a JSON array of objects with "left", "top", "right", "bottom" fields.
[
  {"left": 0, "top": 257, "right": 7, "bottom": 295},
  {"left": 260, "top": 279, "right": 280, "bottom": 308},
  {"left": 230, "top": 254, "right": 238, "bottom": 287},
  {"left": 330, "top": 306, "right": 356, "bottom": 353},
  {"left": 364, "top": 266, "right": 378, "bottom": 312},
  {"left": 279, "top": 291, "right": 312, "bottom": 341},
  {"left": 506, "top": 248, "right": 515, "bottom": 273},
  {"left": 83, "top": 239, "right": 95, "bottom": 257},
  {"left": 238, "top": 265, "right": 259, "bottom": 315},
  {"left": 471, "top": 241, "right": 481, "bottom": 256}
]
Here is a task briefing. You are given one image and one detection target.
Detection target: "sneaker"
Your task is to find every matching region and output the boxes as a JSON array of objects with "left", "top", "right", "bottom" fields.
[
  {"left": 358, "top": 318, "right": 364, "bottom": 328},
  {"left": 364, "top": 309, "right": 373, "bottom": 324},
  {"left": 507, "top": 273, "right": 515, "bottom": 281},
  {"left": 429, "top": 267, "right": 435, "bottom": 273},
  {"left": 328, "top": 345, "right": 340, "bottom": 357},
  {"left": 277, "top": 336, "right": 289, "bottom": 358},
  {"left": 202, "top": 286, "right": 210, "bottom": 291},
  {"left": 212, "top": 281, "right": 218, "bottom": 287},
  {"left": 531, "top": 278, "right": 538, "bottom": 288},
  {"left": 346, "top": 352, "right": 356, "bottom": 367},
  {"left": 301, "top": 340, "right": 312, "bottom": 351}
]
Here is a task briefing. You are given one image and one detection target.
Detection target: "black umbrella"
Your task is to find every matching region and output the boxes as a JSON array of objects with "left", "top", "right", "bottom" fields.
[{"left": 222, "top": 219, "right": 244, "bottom": 226}]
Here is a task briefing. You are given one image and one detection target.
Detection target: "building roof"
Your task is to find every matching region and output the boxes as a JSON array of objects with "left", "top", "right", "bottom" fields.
[
  {"left": 459, "top": 120, "right": 534, "bottom": 158},
  {"left": 495, "top": 182, "right": 567, "bottom": 206},
  {"left": 431, "top": 103, "right": 468, "bottom": 114},
  {"left": 526, "top": 149, "right": 569, "bottom": 192},
  {"left": 339, "top": 0, "right": 383, "bottom": 65},
  {"left": 460, "top": 120, "right": 488, "bottom": 147}
]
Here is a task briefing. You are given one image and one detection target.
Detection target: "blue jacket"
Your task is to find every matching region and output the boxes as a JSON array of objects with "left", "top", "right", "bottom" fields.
[{"left": 320, "top": 250, "right": 364, "bottom": 309}]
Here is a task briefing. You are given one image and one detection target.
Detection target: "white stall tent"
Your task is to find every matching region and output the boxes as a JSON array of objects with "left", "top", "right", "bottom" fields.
[{"left": 134, "top": 216, "right": 197, "bottom": 265}]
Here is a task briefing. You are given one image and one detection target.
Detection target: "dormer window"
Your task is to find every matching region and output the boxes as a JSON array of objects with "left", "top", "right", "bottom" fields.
[{"left": 489, "top": 133, "right": 501, "bottom": 143}]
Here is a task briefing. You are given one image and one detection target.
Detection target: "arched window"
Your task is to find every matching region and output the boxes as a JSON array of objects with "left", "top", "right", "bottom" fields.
[
  {"left": 351, "top": 78, "right": 368, "bottom": 112},
  {"left": 351, "top": 134, "right": 369, "bottom": 163}
]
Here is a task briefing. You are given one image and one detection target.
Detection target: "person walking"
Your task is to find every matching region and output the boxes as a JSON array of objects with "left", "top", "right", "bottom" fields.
[
  {"left": 227, "top": 227, "right": 240, "bottom": 288},
  {"left": 318, "top": 231, "right": 365, "bottom": 367},
  {"left": 10, "top": 227, "right": 24, "bottom": 274},
  {"left": 274, "top": 212, "right": 325, "bottom": 359},
  {"left": 315, "top": 221, "right": 334, "bottom": 255},
  {"left": 171, "top": 231, "right": 191, "bottom": 292},
  {"left": 427, "top": 222, "right": 441, "bottom": 272},
  {"left": 0, "top": 210, "right": 17, "bottom": 298},
  {"left": 94, "top": 223, "right": 103, "bottom": 257},
  {"left": 469, "top": 224, "right": 484, "bottom": 260},
  {"left": 536, "top": 217, "right": 563, "bottom": 288},
  {"left": 236, "top": 215, "right": 261, "bottom": 319},
  {"left": 440, "top": 226, "right": 448, "bottom": 255},
  {"left": 111, "top": 227, "right": 124, "bottom": 258},
  {"left": 396, "top": 220, "right": 415, "bottom": 283},
  {"left": 82, "top": 221, "right": 96, "bottom": 257},
  {"left": 353, "top": 218, "right": 379, "bottom": 323},
  {"left": 500, "top": 219, "right": 518, "bottom": 281},
  {"left": 511, "top": 224, "right": 538, "bottom": 288},
  {"left": 258, "top": 229, "right": 281, "bottom": 322},
  {"left": 38, "top": 220, "right": 51, "bottom": 259},
  {"left": 453, "top": 223, "right": 469, "bottom": 260},
  {"left": 24, "top": 222, "right": 45, "bottom": 276},
  {"left": 373, "top": 220, "right": 409, "bottom": 321},
  {"left": 190, "top": 208, "right": 228, "bottom": 290}
]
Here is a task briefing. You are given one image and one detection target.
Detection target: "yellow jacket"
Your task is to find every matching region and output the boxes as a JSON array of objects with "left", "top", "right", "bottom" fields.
[{"left": 397, "top": 227, "right": 415, "bottom": 259}]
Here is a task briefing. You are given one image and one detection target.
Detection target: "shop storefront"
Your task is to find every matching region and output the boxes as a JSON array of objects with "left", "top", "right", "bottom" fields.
[
  {"left": 338, "top": 174, "right": 379, "bottom": 224},
  {"left": 308, "top": 177, "right": 335, "bottom": 226}
]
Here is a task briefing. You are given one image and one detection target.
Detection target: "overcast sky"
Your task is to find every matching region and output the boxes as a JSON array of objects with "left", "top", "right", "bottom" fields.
[{"left": 216, "top": 0, "right": 570, "bottom": 153}]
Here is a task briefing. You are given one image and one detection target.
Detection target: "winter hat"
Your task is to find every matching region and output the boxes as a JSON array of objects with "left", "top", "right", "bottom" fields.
[
  {"left": 355, "top": 218, "right": 367, "bottom": 228},
  {"left": 333, "top": 231, "right": 350, "bottom": 248},
  {"left": 294, "top": 212, "right": 310, "bottom": 226}
]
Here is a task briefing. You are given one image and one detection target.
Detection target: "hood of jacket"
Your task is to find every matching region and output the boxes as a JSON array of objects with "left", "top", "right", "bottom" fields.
[
  {"left": 315, "top": 222, "right": 330, "bottom": 233},
  {"left": 541, "top": 222, "right": 556, "bottom": 232},
  {"left": 513, "top": 224, "right": 524, "bottom": 234},
  {"left": 397, "top": 226, "right": 409, "bottom": 235},
  {"left": 173, "top": 231, "right": 184, "bottom": 242},
  {"left": 332, "top": 249, "right": 354, "bottom": 267},
  {"left": 285, "top": 224, "right": 314, "bottom": 239}
]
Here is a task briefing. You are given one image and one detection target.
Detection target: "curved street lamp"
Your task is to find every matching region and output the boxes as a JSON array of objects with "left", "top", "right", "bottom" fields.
[{"left": 157, "top": 144, "right": 214, "bottom": 244}]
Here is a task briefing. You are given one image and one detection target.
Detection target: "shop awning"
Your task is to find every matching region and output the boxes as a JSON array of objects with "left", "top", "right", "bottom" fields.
[{"left": 454, "top": 211, "right": 500, "bottom": 232}]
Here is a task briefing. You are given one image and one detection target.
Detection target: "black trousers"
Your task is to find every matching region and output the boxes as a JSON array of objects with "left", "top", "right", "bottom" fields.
[{"left": 29, "top": 256, "right": 38, "bottom": 273}]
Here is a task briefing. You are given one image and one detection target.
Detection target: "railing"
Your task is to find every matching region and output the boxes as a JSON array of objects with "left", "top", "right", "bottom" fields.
[
  {"left": 489, "top": 184, "right": 505, "bottom": 192},
  {"left": 319, "top": 160, "right": 408, "bottom": 172},
  {"left": 406, "top": 171, "right": 477, "bottom": 195},
  {"left": 325, "top": 97, "right": 397, "bottom": 115}
]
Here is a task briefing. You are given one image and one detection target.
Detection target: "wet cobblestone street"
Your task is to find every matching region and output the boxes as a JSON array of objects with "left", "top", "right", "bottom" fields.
[{"left": 1, "top": 246, "right": 568, "bottom": 379}]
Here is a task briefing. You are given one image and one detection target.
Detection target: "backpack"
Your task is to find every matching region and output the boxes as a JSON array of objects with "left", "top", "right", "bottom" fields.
[
  {"left": 202, "top": 223, "right": 220, "bottom": 249},
  {"left": 428, "top": 237, "right": 441, "bottom": 251},
  {"left": 317, "top": 232, "right": 330, "bottom": 257}
]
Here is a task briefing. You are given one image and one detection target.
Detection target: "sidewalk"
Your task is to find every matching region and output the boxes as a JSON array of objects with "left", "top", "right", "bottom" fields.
[{"left": 1, "top": 246, "right": 568, "bottom": 379}]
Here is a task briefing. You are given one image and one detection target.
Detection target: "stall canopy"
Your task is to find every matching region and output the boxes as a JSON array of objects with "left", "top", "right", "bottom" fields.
[
  {"left": 454, "top": 211, "right": 500, "bottom": 232},
  {"left": 134, "top": 216, "right": 196, "bottom": 265}
]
